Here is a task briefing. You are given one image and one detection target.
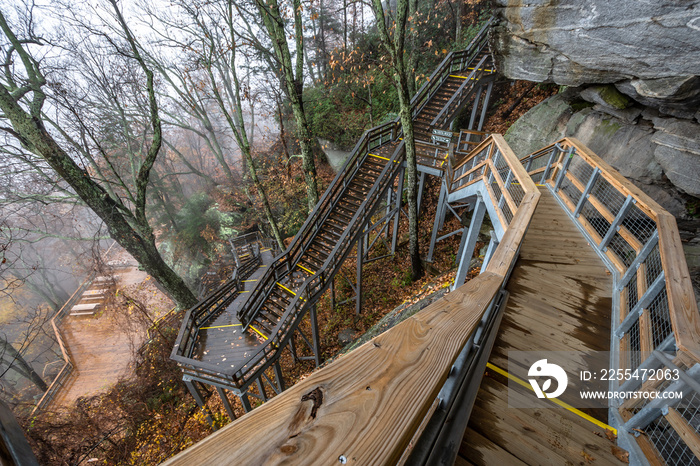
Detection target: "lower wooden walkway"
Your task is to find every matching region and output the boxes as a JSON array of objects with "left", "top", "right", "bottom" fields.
[{"left": 459, "top": 188, "right": 627, "bottom": 465}]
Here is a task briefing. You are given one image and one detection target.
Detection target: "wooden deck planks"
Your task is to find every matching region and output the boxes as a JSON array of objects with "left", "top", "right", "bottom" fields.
[{"left": 460, "top": 187, "right": 627, "bottom": 466}]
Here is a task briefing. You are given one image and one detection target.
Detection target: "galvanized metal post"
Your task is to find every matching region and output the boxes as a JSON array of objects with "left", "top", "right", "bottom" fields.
[
  {"left": 540, "top": 146, "right": 560, "bottom": 183},
  {"left": 392, "top": 167, "right": 405, "bottom": 254},
  {"left": 453, "top": 197, "right": 486, "bottom": 291},
  {"left": 256, "top": 379, "right": 268, "bottom": 402},
  {"left": 310, "top": 304, "right": 321, "bottom": 367},
  {"left": 554, "top": 147, "right": 575, "bottom": 191},
  {"left": 427, "top": 181, "right": 448, "bottom": 262},
  {"left": 477, "top": 81, "right": 493, "bottom": 131},
  {"left": 240, "top": 393, "right": 252, "bottom": 412},
  {"left": 274, "top": 361, "right": 286, "bottom": 392},
  {"left": 216, "top": 386, "right": 236, "bottom": 421},
  {"left": 468, "top": 85, "right": 483, "bottom": 130},
  {"left": 574, "top": 168, "right": 601, "bottom": 217},
  {"left": 356, "top": 237, "right": 363, "bottom": 315},
  {"left": 330, "top": 277, "right": 336, "bottom": 310},
  {"left": 600, "top": 196, "right": 635, "bottom": 251},
  {"left": 481, "top": 230, "right": 499, "bottom": 272},
  {"left": 184, "top": 378, "right": 216, "bottom": 428},
  {"left": 416, "top": 171, "right": 426, "bottom": 216}
]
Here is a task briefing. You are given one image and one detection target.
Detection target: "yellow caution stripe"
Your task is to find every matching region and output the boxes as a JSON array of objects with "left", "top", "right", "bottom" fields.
[
  {"left": 276, "top": 282, "right": 306, "bottom": 302},
  {"left": 368, "top": 153, "right": 399, "bottom": 163},
  {"left": 466, "top": 67, "right": 494, "bottom": 72},
  {"left": 200, "top": 323, "right": 242, "bottom": 330},
  {"left": 297, "top": 264, "right": 316, "bottom": 275},
  {"left": 485, "top": 362, "right": 617, "bottom": 435},
  {"left": 242, "top": 279, "right": 258, "bottom": 282},
  {"left": 450, "top": 74, "right": 476, "bottom": 80},
  {"left": 249, "top": 325, "right": 268, "bottom": 340}
]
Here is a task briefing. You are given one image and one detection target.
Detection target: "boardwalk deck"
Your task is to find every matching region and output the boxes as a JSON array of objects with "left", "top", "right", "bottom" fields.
[
  {"left": 459, "top": 188, "right": 627, "bottom": 465},
  {"left": 192, "top": 249, "right": 275, "bottom": 367}
]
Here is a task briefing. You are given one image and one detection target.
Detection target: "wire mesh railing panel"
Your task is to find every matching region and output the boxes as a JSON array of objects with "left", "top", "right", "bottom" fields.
[
  {"left": 645, "top": 244, "right": 663, "bottom": 288},
  {"left": 675, "top": 391, "right": 700, "bottom": 427},
  {"left": 492, "top": 147, "right": 507, "bottom": 171},
  {"left": 590, "top": 175, "right": 627, "bottom": 217},
  {"left": 646, "top": 416, "right": 700, "bottom": 466},
  {"left": 649, "top": 288, "right": 673, "bottom": 349},
  {"left": 489, "top": 171, "right": 503, "bottom": 206},
  {"left": 607, "top": 232, "right": 637, "bottom": 267},
  {"left": 623, "top": 270, "right": 639, "bottom": 315},
  {"left": 626, "top": 320, "right": 642, "bottom": 370},
  {"left": 501, "top": 201, "right": 513, "bottom": 225},
  {"left": 568, "top": 155, "right": 594, "bottom": 186},
  {"left": 624, "top": 203, "right": 656, "bottom": 246},
  {"left": 559, "top": 175, "right": 583, "bottom": 206},
  {"left": 523, "top": 148, "right": 553, "bottom": 173},
  {"left": 579, "top": 199, "right": 610, "bottom": 239},
  {"left": 507, "top": 174, "right": 525, "bottom": 207}
]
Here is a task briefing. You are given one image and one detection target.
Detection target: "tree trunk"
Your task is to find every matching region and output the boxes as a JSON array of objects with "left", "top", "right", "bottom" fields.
[
  {"left": 395, "top": 76, "right": 423, "bottom": 281},
  {"left": 0, "top": 338, "right": 47, "bottom": 392},
  {"left": 371, "top": 0, "right": 424, "bottom": 281},
  {"left": 0, "top": 87, "right": 197, "bottom": 309},
  {"left": 256, "top": 0, "right": 320, "bottom": 213}
]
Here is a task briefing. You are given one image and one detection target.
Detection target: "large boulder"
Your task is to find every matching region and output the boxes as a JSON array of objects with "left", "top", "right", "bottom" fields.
[
  {"left": 492, "top": 0, "right": 700, "bottom": 86},
  {"left": 650, "top": 117, "right": 700, "bottom": 196},
  {"left": 505, "top": 93, "right": 662, "bottom": 184},
  {"left": 504, "top": 91, "right": 700, "bottom": 208}
]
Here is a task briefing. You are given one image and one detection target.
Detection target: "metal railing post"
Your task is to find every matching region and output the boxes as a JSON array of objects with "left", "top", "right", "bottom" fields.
[
  {"left": 617, "top": 232, "right": 659, "bottom": 291},
  {"left": 600, "top": 195, "right": 635, "bottom": 252},
  {"left": 574, "top": 168, "right": 601, "bottom": 217},
  {"left": 554, "top": 147, "right": 575, "bottom": 191},
  {"left": 540, "top": 146, "right": 560, "bottom": 183}
]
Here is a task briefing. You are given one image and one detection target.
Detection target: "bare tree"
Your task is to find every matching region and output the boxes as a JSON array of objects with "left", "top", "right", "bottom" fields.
[
  {"left": 144, "top": 0, "right": 285, "bottom": 250},
  {"left": 370, "top": 0, "right": 423, "bottom": 280},
  {"left": 0, "top": 2, "right": 197, "bottom": 308},
  {"left": 251, "top": 0, "right": 320, "bottom": 212}
]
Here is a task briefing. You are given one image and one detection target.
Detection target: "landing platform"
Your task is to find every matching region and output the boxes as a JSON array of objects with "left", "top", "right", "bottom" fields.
[
  {"left": 460, "top": 188, "right": 627, "bottom": 465},
  {"left": 191, "top": 249, "right": 274, "bottom": 367}
]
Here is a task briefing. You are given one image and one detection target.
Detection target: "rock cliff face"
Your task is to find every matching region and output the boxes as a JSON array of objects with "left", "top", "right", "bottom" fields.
[
  {"left": 492, "top": 1, "right": 700, "bottom": 299},
  {"left": 492, "top": 1, "right": 700, "bottom": 85}
]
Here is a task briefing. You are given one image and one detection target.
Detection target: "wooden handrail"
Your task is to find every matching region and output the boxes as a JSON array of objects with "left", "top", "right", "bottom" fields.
[{"left": 163, "top": 273, "right": 504, "bottom": 466}]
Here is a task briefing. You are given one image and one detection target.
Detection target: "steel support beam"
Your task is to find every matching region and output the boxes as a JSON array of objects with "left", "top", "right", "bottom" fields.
[
  {"left": 310, "top": 304, "right": 321, "bottom": 367},
  {"left": 427, "top": 181, "right": 448, "bottom": 262},
  {"left": 416, "top": 171, "right": 426, "bottom": 216},
  {"left": 184, "top": 378, "right": 216, "bottom": 428},
  {"left": 477, "top": 81, "right": 493, "bottom": 131},
  {"left": 392, "top": 167, "right": 405, "bottom": 254},
  {"left": 217, "top": 386, "right": 236, "bottom": 421},
  {"left": 481, "top": 230, "right": 499, "bottom": 272},
  {"left": 453, "top": 197, "right": 486, "bottom": 291},
  {"left": 467, "top": 85, "right": 483, "bottom": 130}
]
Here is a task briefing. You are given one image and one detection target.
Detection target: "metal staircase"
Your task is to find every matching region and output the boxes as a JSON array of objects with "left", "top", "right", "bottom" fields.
[{"left": 171, "top": 18, "right": 498, "bottom": 414}]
